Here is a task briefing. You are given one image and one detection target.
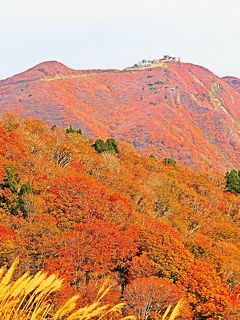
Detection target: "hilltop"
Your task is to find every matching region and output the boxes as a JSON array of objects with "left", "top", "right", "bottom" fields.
[{"left": 1, "top": 59, "right": 240, "bottom": 170}]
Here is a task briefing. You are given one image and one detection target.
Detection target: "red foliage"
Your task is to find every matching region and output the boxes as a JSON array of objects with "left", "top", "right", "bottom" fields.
[
  {"left": 44, "top": 175, "right": 134, "bottom": 226},
  {"left": 46, "top": 219, "right": 137, "bottom": 289},
  {"left": 0, "top": 224, "right": 15, "bottom": 240},
  {"left": 1, "top": 61, "right": 240, "bottom": 170},
  {"left": 127, "top": 253, "right": 158, "bottom": 281},
  {"left": 0, "top": 126, "right": 24, "bottom": 161}
]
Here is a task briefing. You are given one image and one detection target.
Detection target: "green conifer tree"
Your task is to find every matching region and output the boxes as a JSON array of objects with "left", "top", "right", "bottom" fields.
[
  {"left": 225, "top": 169, "right": 240, "bottom": 194},
  {"left": 92, "top": 138, "right": 119, "bottom": 154}
]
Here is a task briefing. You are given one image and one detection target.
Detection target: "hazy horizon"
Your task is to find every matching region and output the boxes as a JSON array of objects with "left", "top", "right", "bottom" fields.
[{"left": 1, "top": 0, "right": 240, "bottom": 79}]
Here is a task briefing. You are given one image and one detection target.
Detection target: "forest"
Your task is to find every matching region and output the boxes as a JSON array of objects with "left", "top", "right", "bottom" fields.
[{"left": 0, "top": 115, "right": 239, "bottom": 319}]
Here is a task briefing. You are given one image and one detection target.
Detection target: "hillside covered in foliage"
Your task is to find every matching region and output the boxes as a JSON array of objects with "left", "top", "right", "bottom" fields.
[
  {"left": 0, "top": 115, "right": 239, "bottom": 319},
  {"left": 1, "top": 60, "right": 240, "bottom": 170}
]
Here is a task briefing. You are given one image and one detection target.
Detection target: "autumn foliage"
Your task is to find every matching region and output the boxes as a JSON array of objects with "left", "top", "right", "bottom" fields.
[
  {"left": 2, "top": 60, "right": 240, "bottom": 171},
  {"left": 0, "top": 116, "right": 239, "bottom": 319}
]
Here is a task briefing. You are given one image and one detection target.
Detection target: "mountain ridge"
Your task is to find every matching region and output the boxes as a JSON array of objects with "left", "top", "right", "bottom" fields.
[
  {"left": 1, "top": 59, "right": 240, "bottom": 171},
  {"left": 0, "top": 61, "right": 108, "bottom": 86}
]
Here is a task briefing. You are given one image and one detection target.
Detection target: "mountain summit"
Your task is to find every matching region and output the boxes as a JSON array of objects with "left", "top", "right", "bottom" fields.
[
  {"left": 0, "top": 59, "right": 240, "bottom": 171},
  {"left": 0, "top": 61, "right": 83, "bottom": 85}
]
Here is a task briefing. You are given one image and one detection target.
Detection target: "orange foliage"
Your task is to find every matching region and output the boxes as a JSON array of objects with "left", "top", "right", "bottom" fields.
[
  {"left": 136, "top": 220, "right": 194, "bottom": 281},
  {"left": 44, "top": 175, "right": 134, "bottom": 227},
  {"left": 180, "top": 261, "right": 231, "bottom": 319},
  {"left": 124, "top": 277, "right": 192, "bottom": 320},
  {"left": 2, "top": 60, "right": 240, "bottom": 171},
  {"left": 0, "top": 117, "right": 238, "bottom": 318},
  {"left": 46, "top": 219, "right": 137, "bottom": 283}
]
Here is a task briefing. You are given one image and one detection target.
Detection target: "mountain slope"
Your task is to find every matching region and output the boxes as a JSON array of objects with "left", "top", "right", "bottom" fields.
[
  {"left": 223, "top": 76, "right": 240, "bottom": 94},
  {"left": 0, "top": 117, "right": 239, "bottom": 318},
  {"left": 1, "top": 60, "right": 240, "bottom": 170}
]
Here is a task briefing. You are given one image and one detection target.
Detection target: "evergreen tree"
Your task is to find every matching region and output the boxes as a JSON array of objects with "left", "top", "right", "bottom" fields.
[
  {"left": 66, "top": 126, "right": 82, "bottom": 134},
  {"left": 92, "top": 138, "right": 119, "bottom": 154},
  {"left": 92, "top": 139, "right": 106, "bottom": 153},
  {"left": 19, "top": 182, "right": 32, "bottom": 196},
  {"left": 225, "top": 169, "right": 240, "bottom": 194},
  {"left": 0, "top": 168, "right": 32, "bottom": 217},
  {"left": 163, "top": 158, "right": 177, "bottom": 166},
  {"left": 4, "top": 168, "right": 19, "bottom": 194},
  {"left": 105, "top": 138, "right": 119, "bottom": 153}
]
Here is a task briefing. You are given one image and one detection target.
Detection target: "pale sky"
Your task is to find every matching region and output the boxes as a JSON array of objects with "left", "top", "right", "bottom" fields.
[{"left": 1, "top": 0, "right": 240, "bottom": 79}]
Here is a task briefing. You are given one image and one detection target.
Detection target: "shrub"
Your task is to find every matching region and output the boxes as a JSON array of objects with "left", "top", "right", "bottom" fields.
[
  {"left": 105, "top": 138, "right": 119, "bottom": 153},
  {"left": 93, "top": 138, "right": 119, "bottom": 154},
  {"left": 163, "top": 158, "right": 177, "bottom": 166},
  {"left": 93, "top": 139, "right": 106, "bottom": 153},
  {"left": 66, "top": 125, "right": 82, "bottom": 134}
]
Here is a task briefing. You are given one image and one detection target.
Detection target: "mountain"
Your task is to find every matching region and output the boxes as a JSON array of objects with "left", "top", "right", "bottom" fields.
[{"left": 1, "top": 60, "right": 240, "bottom": 171}]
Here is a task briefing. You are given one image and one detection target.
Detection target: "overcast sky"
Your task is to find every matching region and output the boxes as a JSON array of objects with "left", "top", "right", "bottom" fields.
[{"left": 1, "top": 0, "right": 240, "bottom": 79}]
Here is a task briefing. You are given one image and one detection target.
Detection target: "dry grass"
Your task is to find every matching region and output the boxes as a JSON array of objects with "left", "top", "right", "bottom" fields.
[
  {"left": 101, "top": 152, "right": 121, "bottom": 174},
  {"left": 0, "top": 259, "right": 182, "bottom": 319},
  {"left": 0, "top": 259, "right": 134, "bottom": 320},
  {"left": 162, "top": 300, "right": 183, "bottom": 320}
]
